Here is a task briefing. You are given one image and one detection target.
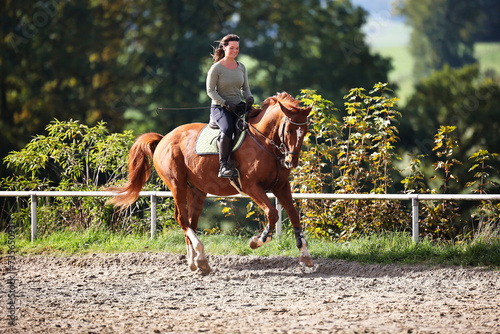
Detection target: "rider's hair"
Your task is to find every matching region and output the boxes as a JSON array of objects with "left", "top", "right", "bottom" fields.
[{"left": 211, "top": 34, "right": 240, "bottom": 63}]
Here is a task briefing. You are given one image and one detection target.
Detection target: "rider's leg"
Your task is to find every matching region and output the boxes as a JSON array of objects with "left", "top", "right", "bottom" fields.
[
  {"left": 211, "top": 105, "right": 236, "bottom": 178},
  {"left": 217, "top": 133, "right": 234, "bottom": 178}
]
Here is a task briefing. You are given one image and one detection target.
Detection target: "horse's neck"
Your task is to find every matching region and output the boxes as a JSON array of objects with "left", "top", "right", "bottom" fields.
[{"left": 252, "top": 107, "right": 282, "bottom": 140}]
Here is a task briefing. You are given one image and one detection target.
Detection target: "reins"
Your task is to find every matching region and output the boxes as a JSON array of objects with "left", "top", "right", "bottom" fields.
[{"left": 237, "top": 107, "right": 309, "bottom": 164}]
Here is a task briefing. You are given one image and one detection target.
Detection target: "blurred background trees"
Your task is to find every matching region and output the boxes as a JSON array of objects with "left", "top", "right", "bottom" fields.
[
  {"left": 1, "top": 0, "right": 499, "bottom": 194},
  {"left": 1, "top": 0, "right": 499, "bottom": 239},
  {"left": 1, "top": 0, "right": 389, "bottom": 177}
]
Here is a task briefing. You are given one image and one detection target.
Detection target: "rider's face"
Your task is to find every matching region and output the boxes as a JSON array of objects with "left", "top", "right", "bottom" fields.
[{"left": 224, "top": 41, "right": 239, "bottom": 59}]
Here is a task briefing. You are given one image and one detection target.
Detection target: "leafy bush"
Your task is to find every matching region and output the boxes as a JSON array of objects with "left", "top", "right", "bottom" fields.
[
  {"left": 293, "top": 84, "right": 499, "bottom": 241},
  {"left": 1, "top": 119, "right": 175, "bottom": 237},
  {"left": 291, "top": 84, "right": 409, "bottom": 240},
  {"left": 2, "top": 85, "right": 498, "bottom": 242}
]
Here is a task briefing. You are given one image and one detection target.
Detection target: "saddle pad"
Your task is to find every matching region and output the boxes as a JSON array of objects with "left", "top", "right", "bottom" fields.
[{"left": 195, "top": 125, "right": 246, "bottom": 155}]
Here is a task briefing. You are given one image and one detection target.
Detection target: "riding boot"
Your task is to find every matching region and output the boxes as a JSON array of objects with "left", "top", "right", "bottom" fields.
[{"left": 217, "top": 133, "right": 234, "bottom": 178}]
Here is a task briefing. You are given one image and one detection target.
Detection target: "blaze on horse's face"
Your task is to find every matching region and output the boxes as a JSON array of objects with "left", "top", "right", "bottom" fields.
[{"left": 278, "top": 102, "right": 313, "bottom": 169}]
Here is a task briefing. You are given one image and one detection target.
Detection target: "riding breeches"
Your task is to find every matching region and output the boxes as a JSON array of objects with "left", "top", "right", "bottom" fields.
[{"left": 210, "top": 105, "right": 236, "bottom": 139}]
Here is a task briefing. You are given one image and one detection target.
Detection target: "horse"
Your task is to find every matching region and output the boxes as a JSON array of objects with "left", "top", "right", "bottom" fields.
[{"left": 108, "top": 92, "right": 313, "bottom": 274}]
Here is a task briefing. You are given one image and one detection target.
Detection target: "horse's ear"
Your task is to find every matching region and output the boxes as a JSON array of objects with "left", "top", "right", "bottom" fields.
[
  {"left": 304, "top": 104, "right": 313, "bottom": 115},
  {"left": 277, "top": 101, "right": 294, "bottom": 118}
]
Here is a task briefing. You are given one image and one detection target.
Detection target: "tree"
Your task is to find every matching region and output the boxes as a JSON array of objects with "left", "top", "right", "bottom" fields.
[
  {"left": 235, "top": 0, "right": 391, "bottom": 106},
  {"left": 1, "top": 0, "right": 135, "bottom": 176},
  {"left": 0, "top": 0, "right": 233, "bottom": 175},
  {"left": 395, "top": 0, "right": 483, "bottom": 79},
  {"left": 398, "top": 64, "right": 500, "bottom": 191},
  {"left": 1, "top": 0, "right": 391, "bottom": 181},
  {"left": 476, "top": 0, "right": 500, "bottom": 42},
  {"left": 114, "top": 0, "right": 235, "bottom": 134}
]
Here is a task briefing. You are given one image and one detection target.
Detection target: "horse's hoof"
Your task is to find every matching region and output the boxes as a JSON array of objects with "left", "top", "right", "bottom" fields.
[
  {"left": 196, "top": 259, "right": 211, "bottom": 275},
  {"left": 188, "top": 262, "right": 197, "bottom": 271},
  {"left": 299, "top": 255, "right": 314, "bottom": 267},
  {"left": 249, "top": 236, "right": 260, "bottom": 249}
]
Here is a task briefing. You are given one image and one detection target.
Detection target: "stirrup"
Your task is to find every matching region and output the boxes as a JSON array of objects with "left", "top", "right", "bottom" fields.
[
  {"left": 228, "top": 168, "right": 246, "bottom": 196},
  {"left": 218, "top": 164, "right": 234, "bottom": 178}
]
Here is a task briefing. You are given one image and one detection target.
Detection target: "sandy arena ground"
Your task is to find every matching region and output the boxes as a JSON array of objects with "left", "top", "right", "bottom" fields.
[{"left": 1, "top": 252, "right": 499, "bottom": 333}]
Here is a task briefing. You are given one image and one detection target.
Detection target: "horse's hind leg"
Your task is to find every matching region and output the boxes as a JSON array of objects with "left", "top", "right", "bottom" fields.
[
  {"left": 186, "top": 187, "right": 209, "bottom": 273},
  {"left": 170, "top": 184, "right": 210, "bottom": 274}
]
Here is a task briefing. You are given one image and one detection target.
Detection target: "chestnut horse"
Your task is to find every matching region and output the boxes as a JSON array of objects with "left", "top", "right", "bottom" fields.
[{"left": 108, "top": 92, "right": 313, "bottom": 274}]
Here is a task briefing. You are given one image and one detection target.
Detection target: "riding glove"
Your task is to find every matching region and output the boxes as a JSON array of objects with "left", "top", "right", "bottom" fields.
[
  {"left": 245, "top": 96, "right": 254, "bottom": 107},
  {"left": 224, "top": 102, "right": 236, "bottom": 112}
]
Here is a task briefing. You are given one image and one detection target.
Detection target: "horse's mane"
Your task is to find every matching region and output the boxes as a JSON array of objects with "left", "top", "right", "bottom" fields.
[
  {"left": 262, "top": 92, "right": 300, "bottom": 111},
  {"left": 249, "top": 92, "right": 300, "bottom": 119}
]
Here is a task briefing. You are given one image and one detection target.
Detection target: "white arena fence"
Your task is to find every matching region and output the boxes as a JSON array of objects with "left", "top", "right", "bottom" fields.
[{"left": 1, "top": 191, "right": 499, "bottom": 243}]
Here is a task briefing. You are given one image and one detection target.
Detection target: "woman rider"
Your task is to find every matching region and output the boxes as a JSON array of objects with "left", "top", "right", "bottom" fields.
[{"left": 206, "top": 34, "right": 254, "bottom": 178}]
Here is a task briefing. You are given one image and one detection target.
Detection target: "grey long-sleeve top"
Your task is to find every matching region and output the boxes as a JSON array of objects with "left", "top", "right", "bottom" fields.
[{"left": 206, "top": 61, "right": 252, "bottom": 106}]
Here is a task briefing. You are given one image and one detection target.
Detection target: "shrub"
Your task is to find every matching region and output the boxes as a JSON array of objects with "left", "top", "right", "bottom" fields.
[{"left": 1, "top": 119, "right": 175, "bottom": 237}]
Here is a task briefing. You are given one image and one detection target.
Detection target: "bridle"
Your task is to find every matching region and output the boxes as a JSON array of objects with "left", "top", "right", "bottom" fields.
[
  {"left": 277, "top": 116, "right": 309, "bottom": 158},
  {"left": 245, "top": 114, "right": 309, "bottom": 167}
]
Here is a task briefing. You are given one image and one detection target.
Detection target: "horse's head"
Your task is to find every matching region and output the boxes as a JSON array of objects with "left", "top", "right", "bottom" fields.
[{"left": 277, "top": 100, "right": 313, "bottom": 169}]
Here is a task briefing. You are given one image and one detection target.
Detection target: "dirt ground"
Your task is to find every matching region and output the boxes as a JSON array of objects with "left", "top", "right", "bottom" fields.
[{"left": 1, "top": 252, "right": 499, "bottom": 333}]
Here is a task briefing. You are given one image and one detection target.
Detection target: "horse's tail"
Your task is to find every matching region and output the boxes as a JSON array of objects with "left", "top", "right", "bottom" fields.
[{"left": 107, "top": 132, "right": 164, "bottom": 209}]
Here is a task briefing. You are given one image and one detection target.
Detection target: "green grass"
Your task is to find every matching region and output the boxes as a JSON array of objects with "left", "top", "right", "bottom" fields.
[
  {"left": 475, "top": 42, "right": 500, "bottom": 75},
  {"left": 2, "top": 229, "right": 499, "bottom": 268},
  {"left": 375, "top": 45, "right": 414, "bottom": 104}
]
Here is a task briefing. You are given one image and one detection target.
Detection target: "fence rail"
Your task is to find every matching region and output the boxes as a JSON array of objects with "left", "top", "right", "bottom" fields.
[{"left": 1, "top": 191, "right": 499, "bottom": 243}]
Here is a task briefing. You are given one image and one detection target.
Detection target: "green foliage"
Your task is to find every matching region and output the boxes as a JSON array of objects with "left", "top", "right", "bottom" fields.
[
  {"left": 1, "top": 0, "right": 392, "bottom": 180},
  {"left": 293, "top": 84, "right": 499, "bottom": 242},
  {"left": 430, "top": 126, "right": 462, "bottom": 193},
  {"left": 0, "top": 120, "right": 175, "bottom": 237},
  {"left": 236, "top": 0, "right": 391, "bottom": 105},
  {"left": 466, "top": 150, "right": 500, "bottom": 194},
  {"left": 401, "top": 154, "right": 428, "bottom": 194},
  {"left": 399, "top": 64, "right": 500, "bottom": 192},
  {"left": 466, "top": 150, "right": 500, "bottom": 236},
  {"left": 395, "top": 0, "right": 482, "bottom": 78},
  {"left": 292, "top": 84, "right": 408, "bottom": 240},
  {"left": 337, "top": 83, "right": 401, "bottom": 194}
]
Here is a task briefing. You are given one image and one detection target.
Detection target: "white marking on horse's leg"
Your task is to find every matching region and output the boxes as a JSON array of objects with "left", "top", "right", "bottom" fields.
[
  {"left": 299, "top": 237, "right": 313, "bottom": 267},
  {"left": 186, "top": 228, "right": 211, "bottom": 274},
  {"left": 186, "top": 228, "right": 206, "bottom": 261},
  {"left": 186, "top": 243, "right": 197, "bottom": 271}
]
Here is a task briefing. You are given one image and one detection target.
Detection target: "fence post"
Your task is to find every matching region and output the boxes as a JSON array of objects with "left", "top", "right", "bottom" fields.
[
  {"left": 276, "top": 198, "right": 282, "bottom": 241},
  {"left": 150, "top": 194, "right": 157, "bottom": 239},
  {"left": 411, "top": 196, "right": 419, "bottom": 243},
  {"left": 31, "top": 194, "right": 38, "bottom": 242}
]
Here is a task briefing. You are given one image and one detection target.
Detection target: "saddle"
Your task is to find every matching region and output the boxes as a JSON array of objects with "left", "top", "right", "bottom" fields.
[
  {"left": 194, "top": 126, "right": 246, "bottom": 155},
  {"left": 201, "top": 102, "right": 252, "bottom": 194}
]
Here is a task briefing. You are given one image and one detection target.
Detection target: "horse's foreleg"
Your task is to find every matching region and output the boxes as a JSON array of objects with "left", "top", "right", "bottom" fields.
[
  {"left": 274, "top": 185, "right": 313, "bottom": 267},
  {"left": 249, "top": 222, "right": 274, "bottom": 249},
  {"left": 247, "top": 190, "right": 278, "bottom": 249},
  {"left": 293, "top": 226, "right": 313, "bottom": 267}
]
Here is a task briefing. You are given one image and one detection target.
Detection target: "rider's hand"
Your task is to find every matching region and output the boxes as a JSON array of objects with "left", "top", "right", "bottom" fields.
[
  {"left": 245, "top": 96, "right": 254, "bottom": 107},
  {"left": 224, "top": 102, "right": 236, "bottom": 112}
]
